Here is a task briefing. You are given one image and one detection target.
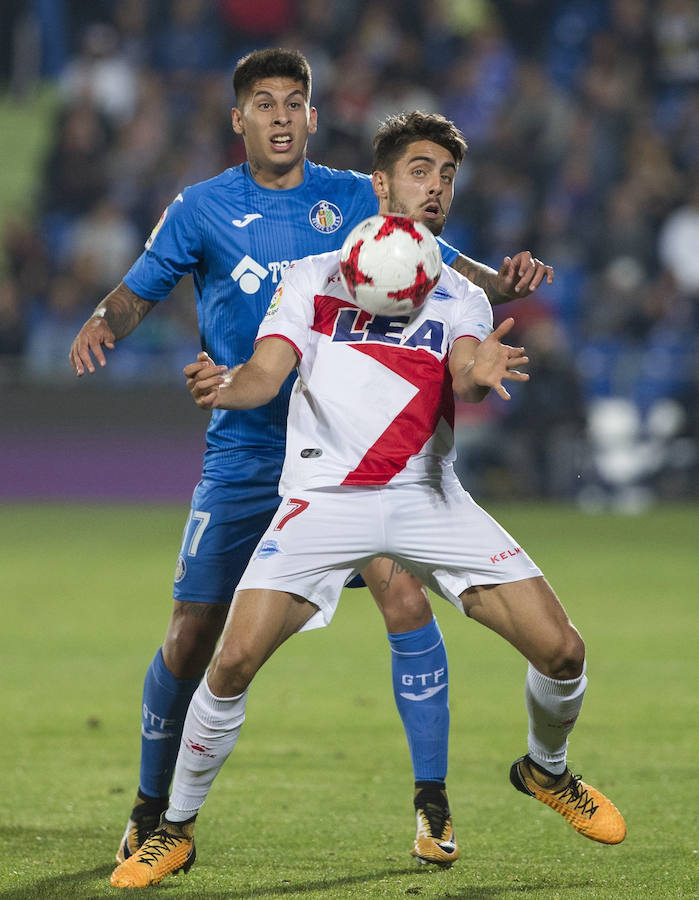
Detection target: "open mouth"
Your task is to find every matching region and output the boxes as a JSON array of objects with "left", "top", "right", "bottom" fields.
[
  {"left": 423, "top": 202, "right": 442, "bottom": 218},
  {"left": 270, "top": 134, "right": 292, "bottom": 150}
]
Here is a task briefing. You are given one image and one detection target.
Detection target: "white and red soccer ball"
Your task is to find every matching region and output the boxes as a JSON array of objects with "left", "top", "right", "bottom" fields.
[{"left": 339, "top": 214, "right": 442, "bottom": 317}]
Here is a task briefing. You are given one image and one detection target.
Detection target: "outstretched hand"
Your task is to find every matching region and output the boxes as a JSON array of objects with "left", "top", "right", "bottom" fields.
[
  {"left": 496, "top": 251, "right": 554, "bottom": 300},
  {"left": 183, "top": 351, "right": 229, "bottom": 409},
  {"left": 472, "top": 317, "right": 529, "bottom": 400}
]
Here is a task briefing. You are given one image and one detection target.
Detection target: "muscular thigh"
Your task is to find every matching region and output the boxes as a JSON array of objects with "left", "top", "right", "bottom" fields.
[
  {"left": 460, "top": 576, "right": 578, "bottom": 673},
  {"left": 208, "top": 588, "right": 319, "bottom": 696}
]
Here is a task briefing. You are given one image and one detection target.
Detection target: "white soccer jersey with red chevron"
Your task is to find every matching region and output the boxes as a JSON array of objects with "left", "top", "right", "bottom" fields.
[{"left": 256, "top": 248, "right": 493, "bottom": 492}]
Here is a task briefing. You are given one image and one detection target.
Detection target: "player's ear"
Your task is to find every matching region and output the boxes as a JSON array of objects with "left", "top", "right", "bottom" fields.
[
  {"left": 372, "top": 170, "right": 388, "bottom": 200},
  {"left": 231, "top": 107, "right": 244, "bottom": 135},
  {"left": 308, "top": 106, "right": 318, "bottom": 134}
]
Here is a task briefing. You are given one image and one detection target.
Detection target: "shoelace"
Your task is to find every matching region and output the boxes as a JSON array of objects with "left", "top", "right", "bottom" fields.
[
  {"left": 129, "top": 797, "right": 168, "bottom": 846},
  {"left": 419, "top": 801, "right": 451, "bottom": 839},
  {"left": 131, "top": 814, "right": 163, "bottom": 848},
  {"left": 554, "top": 774, "right": 599, "bottom": 819},
  {"left": 135, "top": 828, "right": 188, "bottom": 868}
]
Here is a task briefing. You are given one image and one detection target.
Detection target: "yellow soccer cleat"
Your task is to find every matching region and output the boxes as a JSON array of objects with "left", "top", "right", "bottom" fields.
[
  {"left": 510, "top": 755, "right": 626, "bottom": 845},
  {"left": 115, "top": 791, "right": 169, "bottom": 864},
  {"left": 110, "top": 815, "right": 196, "bottom": 888},
  {"left": 411, "top": 784, "right": 460, "bottom": 868}
]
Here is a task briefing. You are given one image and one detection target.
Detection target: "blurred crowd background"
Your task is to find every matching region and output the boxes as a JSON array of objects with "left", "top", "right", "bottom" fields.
[{"left": 1, "top": 0, "right": 697, "bottom": 507}]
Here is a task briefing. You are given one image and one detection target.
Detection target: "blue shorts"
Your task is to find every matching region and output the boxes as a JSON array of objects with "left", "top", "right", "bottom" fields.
[{"left": 173, "top": 453, "right": 283, "bottom": 604}]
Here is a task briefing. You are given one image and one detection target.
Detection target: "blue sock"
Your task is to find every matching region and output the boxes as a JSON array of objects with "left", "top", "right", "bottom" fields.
[
  {"left": 388, "top": 617, "right": 449, "bottom": 784},
  {"left": 139, "top": 648, "right": 201, "bottom": 798}
]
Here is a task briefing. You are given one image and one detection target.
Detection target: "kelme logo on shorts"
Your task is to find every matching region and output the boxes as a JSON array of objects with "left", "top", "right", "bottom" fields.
[
  {"left": 174, "top": 555, "right": 187, "bottom": 582},
  {"left": 309, "top": 200, "right": 342, "bottom": 233}
]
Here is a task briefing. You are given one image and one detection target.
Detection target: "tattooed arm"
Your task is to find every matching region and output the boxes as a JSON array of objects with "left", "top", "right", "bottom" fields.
[
  {"left": 450, "top": 251, "right": 554, "bottom": 306},
  {"left": 69, "top": 281, "right": 157, "bottom": 375}
]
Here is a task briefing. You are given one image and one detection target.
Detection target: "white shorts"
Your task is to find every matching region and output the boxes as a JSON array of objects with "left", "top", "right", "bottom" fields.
[{"left": 236, "top": 478, "right": 542, "bottom": 632}]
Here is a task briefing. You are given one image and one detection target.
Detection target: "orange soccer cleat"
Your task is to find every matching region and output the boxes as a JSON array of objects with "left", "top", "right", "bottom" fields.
[
  {"left": 510, "top": 754, "right": 626, "bottom": 845},
  {"left": 110, "top": 815, "right": 196, "bottom": 888}
]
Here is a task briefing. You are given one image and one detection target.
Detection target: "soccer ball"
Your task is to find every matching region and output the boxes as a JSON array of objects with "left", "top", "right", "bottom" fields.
[{"left": 339, "top": 214, "right": 442, "bottom": 317}]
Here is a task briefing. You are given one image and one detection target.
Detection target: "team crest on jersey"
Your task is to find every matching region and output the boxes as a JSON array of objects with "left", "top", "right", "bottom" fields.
[
  {"left": 145, "top": 207, "right": 167, "bottom": 249},
  {"left": 264, "top": 284, "right": 284, "bottom": 320},
  {"left": 174, "top": 555, "right": 186, "bottom": 582},
  {"left": 309, "top": 201, "right": 342, "bottom": 234}
]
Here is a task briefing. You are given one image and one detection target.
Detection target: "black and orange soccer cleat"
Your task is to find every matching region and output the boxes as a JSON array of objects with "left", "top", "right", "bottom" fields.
[
  {"left": 510, "top": 754, "right": 626, "bottom": 845},
  {"left": 115, "top": 791, "right": 169, "bottom": 864},
  {"left": 110, "top": 815, "right": 196, "bottom": 888},
  {"left": 411, "top": 783, "right": 460, "bottom": 868}
]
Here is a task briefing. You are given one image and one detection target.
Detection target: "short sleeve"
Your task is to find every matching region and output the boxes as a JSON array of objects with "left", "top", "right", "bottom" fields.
[
  {"left": 448, "top": 277, "right": 493, "bottom": 349},
  {"left": 123, "top": 189, "right": 203, "bottom": 301},
  {"left": 255, "top": 259, "right": 315, "bottom": 359}
]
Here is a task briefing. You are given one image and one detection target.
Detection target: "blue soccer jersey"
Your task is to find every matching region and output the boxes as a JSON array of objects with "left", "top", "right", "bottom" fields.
[
  {"left": 124, "top": 160, "right": 458, "bottom": 603},
  {"left": 124, "top": 160, "right": 458, "bottom": 468}
]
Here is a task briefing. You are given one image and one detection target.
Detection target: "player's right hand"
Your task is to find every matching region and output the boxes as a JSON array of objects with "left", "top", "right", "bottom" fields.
[
  {"left": 184, "top": 351, "right": 229, "bottom": 409},
  {"left": 69, "top": 315, "right": 116, "bottom": 375}
]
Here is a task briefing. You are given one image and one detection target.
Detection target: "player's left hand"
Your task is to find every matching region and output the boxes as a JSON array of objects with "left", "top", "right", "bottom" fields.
[
  {"left": 496, "top": 251, "right": 554, "bottom": 299},
  {"left": 472, "top": 317, "right": 529, "bottom": 401}
]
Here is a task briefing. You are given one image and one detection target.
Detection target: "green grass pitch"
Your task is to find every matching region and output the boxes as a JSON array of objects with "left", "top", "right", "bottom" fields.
[{"left": 1, "top": 502, "right": 696, "bottom": 899}]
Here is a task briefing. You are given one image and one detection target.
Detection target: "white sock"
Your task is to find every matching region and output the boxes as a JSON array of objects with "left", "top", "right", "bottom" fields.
[
  {"left": 525, "top": 661, "right": 587, "bottom": 776},
  {"left": 166, "top": 676, "right": 248, "bottom": 821}
]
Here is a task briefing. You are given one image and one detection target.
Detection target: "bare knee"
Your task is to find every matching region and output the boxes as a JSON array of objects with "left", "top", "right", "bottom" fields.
[
  {"left": 162, "top": 600, "right": 229, "bottom": 680},
  {"left": 537, "top": 625, "right": 586, "bottom": 680},
  {"left": 382, "top": 585, "right": 433, "bottom": 632},
  {"left": 208, "top": 642, "right": 260, "bottom": 697}
]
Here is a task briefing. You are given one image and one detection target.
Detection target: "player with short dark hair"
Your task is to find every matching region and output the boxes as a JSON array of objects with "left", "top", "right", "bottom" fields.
[
  {"left": 69, "top": 47, "right": 554, "bottom": 870},
  {"left": 233, "top": 47, "right": 312, "bottom": 101},
  {"left": 109, "top": 111, "right": 624, "bottom": 889},
  {"left": 372, "top": 110, "right": 468, "bottom": 173}
]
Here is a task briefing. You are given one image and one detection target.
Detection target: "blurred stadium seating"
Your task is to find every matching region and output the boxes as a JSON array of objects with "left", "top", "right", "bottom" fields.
[{"left": 1, "top": 0, "right": 696, "bottom": 504}]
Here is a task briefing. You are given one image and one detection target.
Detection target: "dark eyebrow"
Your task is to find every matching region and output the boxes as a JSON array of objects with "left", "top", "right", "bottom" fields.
[
  {"left": 251, "top": 89, "right": 305, "bottom": 102},
  {"left": 407, "top": 155, "right": 456, "bottom": 171}
]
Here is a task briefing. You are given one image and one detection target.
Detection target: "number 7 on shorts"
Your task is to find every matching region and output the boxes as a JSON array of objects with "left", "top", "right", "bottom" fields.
[{"left": 274, "top": 498, "right": 310, "bottom": 531}]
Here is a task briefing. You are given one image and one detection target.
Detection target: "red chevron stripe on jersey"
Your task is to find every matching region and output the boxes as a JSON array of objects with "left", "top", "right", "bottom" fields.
[
  {"left": 341, "top": 344, "right": 454, "bottom": 485},
  {"left": 312, "top": 294, "right": 368, "bottom": 335},
  {"left": 310, "top": 292, "right": 455, "bottom": 485}
]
